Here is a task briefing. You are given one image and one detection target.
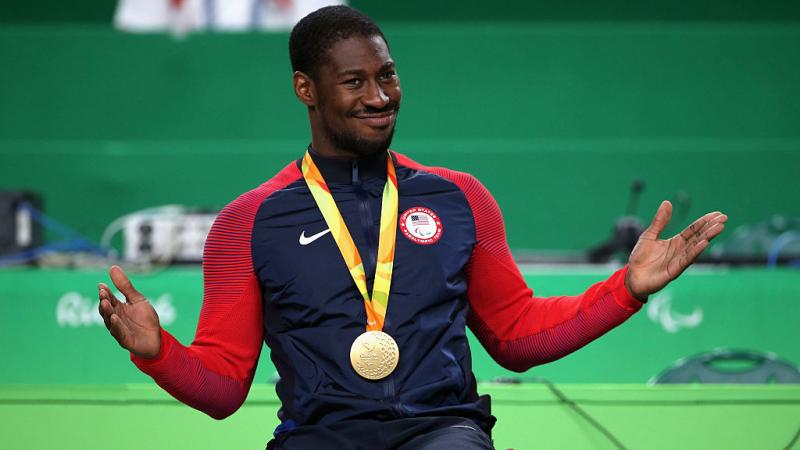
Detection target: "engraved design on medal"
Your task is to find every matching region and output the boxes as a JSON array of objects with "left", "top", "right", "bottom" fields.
[{"left": 350, "top": 330, "right": 400, "bottom": 380}]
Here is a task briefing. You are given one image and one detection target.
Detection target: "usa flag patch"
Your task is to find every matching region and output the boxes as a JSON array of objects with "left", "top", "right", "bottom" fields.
[{"left": 399, "top": 207, "right": 443, "bottom": 245}]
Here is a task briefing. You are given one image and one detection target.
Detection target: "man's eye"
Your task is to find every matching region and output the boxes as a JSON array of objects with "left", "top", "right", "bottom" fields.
[
  {"left": 381, "top": 71, "right": 397, "bottom": 80},
  {"left": 345, "top": 78, "right": 362, "bottom": 87}
]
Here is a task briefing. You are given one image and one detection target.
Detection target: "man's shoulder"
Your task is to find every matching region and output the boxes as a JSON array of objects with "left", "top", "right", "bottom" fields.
[
  {"left": 221, "top": 160, "right": 303, "bottom": 219},
  {"left": 392, "top": 150, "right": 487, "bottom": 195}
]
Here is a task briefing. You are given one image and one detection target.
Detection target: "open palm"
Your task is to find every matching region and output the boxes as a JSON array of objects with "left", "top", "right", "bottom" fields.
[
  {"left": 626, "top": 201, "right": 727, "bottom": 301},
  {"left": 98, "top": 265, "right": 161, "bottom": 359}
]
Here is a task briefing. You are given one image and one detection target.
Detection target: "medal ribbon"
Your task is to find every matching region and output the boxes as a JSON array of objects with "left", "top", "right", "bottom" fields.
[{"left": 301, "top": 150, "right": 398, "bottom": 332}]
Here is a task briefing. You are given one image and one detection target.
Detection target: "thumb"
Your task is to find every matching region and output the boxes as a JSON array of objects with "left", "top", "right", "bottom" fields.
[
  {"left": 644, "top": 200, "right": 672, "bottom": 239},
  {"left": 109, "top": 265, "right": 146, "bottom": 304}
]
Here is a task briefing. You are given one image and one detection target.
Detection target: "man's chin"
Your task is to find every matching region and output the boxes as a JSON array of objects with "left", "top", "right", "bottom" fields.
[
  {"left": 336, "top": 131, "right": 395, "bottom": 157},
  {"left": 323, "top": 120, "right": 396, "bottom": 157},
  {"left": 351, "top": 137, "right": 393, "bottom": 157}
]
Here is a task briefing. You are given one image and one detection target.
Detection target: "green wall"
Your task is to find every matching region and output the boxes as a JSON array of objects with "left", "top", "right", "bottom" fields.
[
  {"left": 1, "top": 23, "right": 799, "bottom": 250},
  {"left": 2, "top": 267, "right": 797, "bottom": 384},
  {"left": 3, "top": 23, "right": 800, "bottom": 141}
]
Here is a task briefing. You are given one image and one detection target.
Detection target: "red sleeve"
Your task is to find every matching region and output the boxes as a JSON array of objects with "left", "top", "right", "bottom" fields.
[
  {"left": 130, "top": 163, "right": 300, "bottom": 419},
  {"left": 393, "top": 153, "right": 643, "bottom": 373},
  {"left": 459, "top": 173, "right": 643, "bottom": 372}
]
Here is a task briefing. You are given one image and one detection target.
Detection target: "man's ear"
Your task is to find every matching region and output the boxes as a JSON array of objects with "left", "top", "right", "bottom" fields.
[{"left": 293, "top": 71, "right": 316, "bottom": 107}]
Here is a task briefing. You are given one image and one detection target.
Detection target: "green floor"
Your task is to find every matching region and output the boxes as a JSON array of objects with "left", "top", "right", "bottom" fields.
[{"left": 1, "top": 384, "right": 798, "bottom": 450}]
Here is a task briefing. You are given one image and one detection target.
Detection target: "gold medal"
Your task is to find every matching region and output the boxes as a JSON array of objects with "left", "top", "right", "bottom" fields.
[{"left": 349, "top": 330, "right": 399, "bottom": 380}]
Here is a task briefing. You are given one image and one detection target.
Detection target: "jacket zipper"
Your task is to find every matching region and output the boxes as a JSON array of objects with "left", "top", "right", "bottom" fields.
[
  {"left": 351, "top": 160, "right": 378, "bottom": 279},
  {"left": 352, "top": 160, "right": 399, "bottom": 408}
]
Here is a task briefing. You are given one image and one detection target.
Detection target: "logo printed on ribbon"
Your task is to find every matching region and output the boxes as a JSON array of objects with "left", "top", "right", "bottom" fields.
[{"left": 400, "top": 207, "right": 442, "bottom": 245}]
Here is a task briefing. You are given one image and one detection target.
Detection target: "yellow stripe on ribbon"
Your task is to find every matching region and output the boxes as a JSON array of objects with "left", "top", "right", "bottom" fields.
[{"left": 301, "top": 150, "right": 398, "bottom": 332}]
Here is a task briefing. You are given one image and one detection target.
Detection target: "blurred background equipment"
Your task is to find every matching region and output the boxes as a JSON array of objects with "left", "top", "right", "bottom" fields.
[
  {"left": 0, "top": 191, "right": 109, "bottom": 266},
  {"left": 0, "top": 191, "right": 43, "bottom": 257},
  {"left": 587, "top": 182, "right": 695, "bottom": 263},
  {"left": 711, "top": 216, "right": 800, "bottom": 266},
  {"left": 118, "top": 206, "right": 217, "bottom": 264},
  {"left": 0, "top": 200, "right": 218, "bottom": 267},
  {"left": 586, "top": 180, "right": 646, "bottom": 263},
  {"left": 0, "top": 191, "right": 108, "bottom": 267},
  {"left": 651, "top": 348, "right": 800, "bottom": 384}
]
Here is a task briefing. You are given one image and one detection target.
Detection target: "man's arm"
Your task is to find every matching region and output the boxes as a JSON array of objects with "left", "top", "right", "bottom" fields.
[
  {"left": 98, "top": 163, "right": 301, "bottom": 418},
  {"left": 441, "top": 172, "right": 725, "bottom": 373},
  {"left": 99, "top": 196, "right": 265, "bottom": 419}
]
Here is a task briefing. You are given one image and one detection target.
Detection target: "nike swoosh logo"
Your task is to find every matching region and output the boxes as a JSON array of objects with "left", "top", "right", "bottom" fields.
[{"left": 299, "top": 228, "right": 331, "bottom": 245}]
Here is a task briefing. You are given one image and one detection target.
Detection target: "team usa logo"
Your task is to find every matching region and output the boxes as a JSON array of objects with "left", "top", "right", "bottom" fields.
[{"left": 399, "top": 207, "right": 443, "bottom": 245}]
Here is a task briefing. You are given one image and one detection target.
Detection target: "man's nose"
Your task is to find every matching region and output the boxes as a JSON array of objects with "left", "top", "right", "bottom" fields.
[{"left": 363, "top": 81, "right": 390, "bottom": 108}]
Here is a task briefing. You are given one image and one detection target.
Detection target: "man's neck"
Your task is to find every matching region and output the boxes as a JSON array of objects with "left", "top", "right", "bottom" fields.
[
  {"left": 308, "top": 130, "right": 357, "bottom": 159},
  {"left": 309, "top": 141, "right": 385, "bottom": 161},
  {"left": 307, "top": 146, "right": 389, "bottom": 184},
  {"left": 310, "top": 144, "right": 355, "bottom": 159}
]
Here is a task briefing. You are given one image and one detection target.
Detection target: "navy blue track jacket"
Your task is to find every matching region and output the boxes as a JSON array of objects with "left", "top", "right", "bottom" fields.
[{"left": 132, "top": 149, "right": 643, "bottom": 435}]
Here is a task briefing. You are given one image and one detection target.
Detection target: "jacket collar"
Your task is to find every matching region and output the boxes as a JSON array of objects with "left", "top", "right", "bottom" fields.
[{"left": 304, "top": 146, "right": 390, "bottom": 184}]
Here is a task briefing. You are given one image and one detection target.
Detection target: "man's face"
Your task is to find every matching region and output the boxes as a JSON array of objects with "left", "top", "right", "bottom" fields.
[{"left": 312, "top": 35, "right": 401, "bottom": 157}]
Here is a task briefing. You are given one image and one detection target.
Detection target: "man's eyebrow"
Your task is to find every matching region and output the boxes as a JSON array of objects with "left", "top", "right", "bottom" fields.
[
  {"left": 336, "top": 61, "right": 396, "bottom": 78},
  {"left": 337, "top": 68, "right": 367, "bottom": 78}
]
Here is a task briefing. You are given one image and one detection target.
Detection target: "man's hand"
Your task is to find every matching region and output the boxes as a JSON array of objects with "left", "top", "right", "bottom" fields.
[
  {"left": 97, "top": 265, "right": 161, "bottom": 359},
  {"left": 626, "top": 200, "right": 727, "bottom": 301}
]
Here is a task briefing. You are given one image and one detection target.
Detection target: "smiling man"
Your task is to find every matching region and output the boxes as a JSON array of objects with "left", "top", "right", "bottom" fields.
[
  {"left": 296, "top": 31, "right": 401, "bottom": 159},
  {"left": 97, "top": 5, "right": 727, "bottom": 450}
]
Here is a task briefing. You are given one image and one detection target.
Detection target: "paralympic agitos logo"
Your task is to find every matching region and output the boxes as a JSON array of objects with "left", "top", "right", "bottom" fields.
[{"left": 399, "top": 207, "right": 443, "bottom": 245}]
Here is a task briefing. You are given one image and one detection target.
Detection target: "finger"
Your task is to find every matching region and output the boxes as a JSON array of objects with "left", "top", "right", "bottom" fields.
[
  {"left": 643, "top": 200, "right": 672, "bottom": 239},
  {"left": 681, "top": 238, "right": 710, "bottom": 269},
  {"left": 673, "top": 218, "right": 726, "bottom": 267},
  {"left": 98, "top": 286, "right": 121, "bottom": 329},
  {"left": 708, "top": 213, "right": 728, "bottom": 229},
  {"left": 98, "top": 298, "right": 113, "bottom": 329},
  {"left": 98, "top": 282, "right": 121, "bottom": 307},
  {"left": 679, "top": 211, "right": 721, "bottom": 242},
  {"left": 681, "top": 213, "right": 728, "bottom": 247},
  {"left": 703, "top": 222, "right": 726, "bottom": 242},
  {"left": 669, "top": 238, "right": 709, "bottom": 279},
  {"left": 109, "top": 314, "right": 132, "bottom": 350},
  {"left": 109, "top": 265, "right": 146, "bottom": 304}
]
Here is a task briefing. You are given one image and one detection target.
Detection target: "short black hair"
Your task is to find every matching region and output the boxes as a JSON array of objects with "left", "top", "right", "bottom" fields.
[{"left": 289, "top": 5, "right": 388, "bottom": 79}]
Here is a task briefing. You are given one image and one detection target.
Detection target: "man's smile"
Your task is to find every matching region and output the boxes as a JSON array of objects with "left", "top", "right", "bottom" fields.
[{"left": 354, "top": 110, "right": 396, "bottom": 128}]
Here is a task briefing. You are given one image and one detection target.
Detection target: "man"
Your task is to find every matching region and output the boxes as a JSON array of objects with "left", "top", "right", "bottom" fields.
[{"left": 97, "top": 6, "right": 727, "bottom": 449}]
